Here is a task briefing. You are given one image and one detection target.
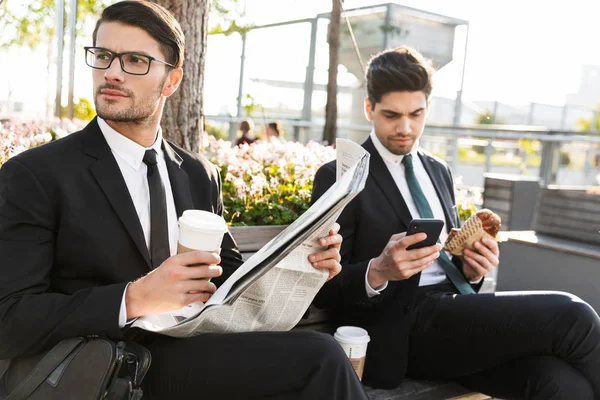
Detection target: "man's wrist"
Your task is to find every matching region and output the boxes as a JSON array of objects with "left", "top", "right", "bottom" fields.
[
  {"left": 125, "top": 281, "right": 145, "bottom": 319},
  {"left": 367, "top": 257, "right": 387, "bottom": 289}
]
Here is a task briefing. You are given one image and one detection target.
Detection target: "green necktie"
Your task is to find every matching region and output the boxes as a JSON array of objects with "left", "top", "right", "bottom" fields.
[{"left": 402, "top": 154, "right": 475, "bottom": 295}]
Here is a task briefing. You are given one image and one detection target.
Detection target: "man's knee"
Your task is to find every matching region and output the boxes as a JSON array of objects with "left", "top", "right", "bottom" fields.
[{"left": 532, "top": 369, "right": 594, "bottom": 400}]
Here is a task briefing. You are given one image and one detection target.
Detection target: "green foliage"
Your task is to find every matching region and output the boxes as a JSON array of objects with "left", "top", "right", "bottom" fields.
[
  {"left": 0, "top": 0, "right": 108, "bottom": 50},
  {"left": 242, "top": 93, "right": 261, "bottom": 117},
  {"left": 204, "top": 122, "right": 228, "bottom": 141},
  {"left": 208, "top": 0, "right": 253, "bottom": 36},
  {"left": 576, "top": 105, "right": 600, "bottom": 132},
  {"left": 61, "top": 97, "right": 96, "bottom": 121},
  {"left": 475, "top": 110, "right": 504, "bottom": 125}
]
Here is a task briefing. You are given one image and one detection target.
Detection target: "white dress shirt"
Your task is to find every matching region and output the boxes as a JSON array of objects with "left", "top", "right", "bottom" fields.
[
  {"left": 97, "top": 118, "right": 180, "bottom": 327},
  {"left": 365, "top": 130, "right": 450, "bottom": 298}
]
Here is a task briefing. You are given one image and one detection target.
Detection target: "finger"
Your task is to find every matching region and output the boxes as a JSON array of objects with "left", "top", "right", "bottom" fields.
[
  {"left": 389, "top": 232, "right": 407, "bottom": 242},
  {"left": 403, "top": 250, "right": 440, "bottom": 272},
  {"left": 309, "top": 247, "right": 341, "bottom": 263},
  {"left": 481, "top": 237, "right": 500, "bottom": 256},
  {"left": 329, "top": 223, "right": 341, "bottom": 235},
  {"left": 463, "top": 249, "right": 494, "bottom": 273},
  {"left": 171, "top": 250, "right": 221, "bottom": 267},
  {"left": 318, "top": 233, "right": 343, "bottom": 248},
  {"left": 181, "top": 264, "right": 223, "bottom": 280},
  {"left": 394, "top": 232, "right": 428, "bottom": 250},
  {"left": 185, "top": 292, "right": 213, "bottom": 304},
  {"left": 463, "top": 255, "right": 489, "bottom": 278},
  {"left": 468, "top": 243, "right": 499, "bottom": 267},
  {"left": 181, "top": 279, "right": 218, "bottom": 294},
  {"left": 402, "top": 243, "right": 442, "bottom": 261},
  {"left": 311, "top": 259, "right": 342, "bottom": 280}
]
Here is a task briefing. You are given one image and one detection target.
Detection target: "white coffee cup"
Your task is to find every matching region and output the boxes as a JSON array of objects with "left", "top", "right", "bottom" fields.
[
  {"left": 177, "top": 210, "right": 228, "bottom": 253},
  {"left": 333, "top": 326, "right": 371, "bottom": 380}
]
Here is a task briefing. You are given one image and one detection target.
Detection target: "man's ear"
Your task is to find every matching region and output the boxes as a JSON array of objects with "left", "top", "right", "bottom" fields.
[
  {"left": 162, "top": 67, "right": 183, "bottom": 97},
  {"left": 364, "top": 96, "right": 373, "bottom": 121}
]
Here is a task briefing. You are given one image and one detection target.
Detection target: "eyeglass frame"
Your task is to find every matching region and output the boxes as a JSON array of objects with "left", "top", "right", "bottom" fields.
[{"left": 84, "top": 46, "right": 176, "bottom": 76}]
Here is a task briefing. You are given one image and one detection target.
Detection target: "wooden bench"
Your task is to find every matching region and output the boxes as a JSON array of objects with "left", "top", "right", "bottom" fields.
[
  {"left": 495, "top": 186, "right": 600, "bottom": 312},
  {"left": 230, "top": 226, "right": 492, "bottom": 400}
]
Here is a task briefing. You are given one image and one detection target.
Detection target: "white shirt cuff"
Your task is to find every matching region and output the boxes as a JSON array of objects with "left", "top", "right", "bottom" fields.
[
  {"left": 469, "top": 276, "right": 484, "bottom": 285},
  {"left": 365, "top": 259, "right": 388, "bottom": 298}
]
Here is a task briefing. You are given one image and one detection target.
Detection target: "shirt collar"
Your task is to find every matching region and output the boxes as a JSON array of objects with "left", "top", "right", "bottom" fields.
[
  {"left": 369, "top": 130, "right": 419, "bottom": 166},
  {"left": 97, "top": 117, "right": 164, "bottom": 171}
]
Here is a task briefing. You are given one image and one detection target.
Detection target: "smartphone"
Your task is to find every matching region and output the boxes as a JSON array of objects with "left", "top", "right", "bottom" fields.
[{"left": 406, "top": 218, "right": 444, "bottom": 250}]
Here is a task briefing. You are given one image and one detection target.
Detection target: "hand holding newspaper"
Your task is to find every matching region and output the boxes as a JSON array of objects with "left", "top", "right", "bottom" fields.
[{"left": 132, "top": 139, "right": 369, "bottom": 337}]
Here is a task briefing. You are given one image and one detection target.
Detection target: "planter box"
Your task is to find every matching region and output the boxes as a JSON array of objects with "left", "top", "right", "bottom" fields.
[
  {"left": 482, "top": 173, "right": 541, "bottom": 231},
  {"left": 534, "top": 186, "right": 600, "bottom": 246},
  {"left": 229, "top": 225, "right": 288, "bottom": 253}
]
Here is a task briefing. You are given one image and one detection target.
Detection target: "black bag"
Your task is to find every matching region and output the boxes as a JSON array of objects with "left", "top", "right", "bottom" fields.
[{"left": 0, "top": 337, "right": 151, "bottom": 400}]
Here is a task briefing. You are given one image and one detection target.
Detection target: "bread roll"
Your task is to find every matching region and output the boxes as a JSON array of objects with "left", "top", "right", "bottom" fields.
[{"left": 443, "top": 209, "right": 501, "bottom": 256}]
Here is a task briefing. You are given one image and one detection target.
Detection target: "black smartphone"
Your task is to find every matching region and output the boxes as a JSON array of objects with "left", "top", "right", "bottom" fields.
[{"left": 405, "top": 218, "right": 444, "bottom": 250}]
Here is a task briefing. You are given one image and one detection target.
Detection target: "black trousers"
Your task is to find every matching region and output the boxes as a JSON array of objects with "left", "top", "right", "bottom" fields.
[
  {"left": 140, "top": 330, "right": 368, "bottom": 400},
  {"left": 407, "top": 283, "right": 600, "bottom": 400}
]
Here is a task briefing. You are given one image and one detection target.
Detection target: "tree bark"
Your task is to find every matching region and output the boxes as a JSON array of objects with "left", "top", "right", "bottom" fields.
[
  {"left": 153, "top": 0, "right": 209, "bottom": 153},
  {"left": 323, "top": 0, "right": 341, "bottom": 145}
]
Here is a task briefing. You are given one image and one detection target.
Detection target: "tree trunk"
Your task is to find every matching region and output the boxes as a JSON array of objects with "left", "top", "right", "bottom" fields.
[
  {"left": 323, "top": 0, "right": 341, "bottom": 145},
  {"left": 153, "top": 0, "right": 209, "bottom": 153}
]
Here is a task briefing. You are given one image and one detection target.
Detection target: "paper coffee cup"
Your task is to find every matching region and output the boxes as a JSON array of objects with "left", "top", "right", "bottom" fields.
[
  {"left": 177, "top": 210, "right": 228, "bottom": 253},
  {"left": 333, "top": 326, "right": 370, "bottom": 380}
]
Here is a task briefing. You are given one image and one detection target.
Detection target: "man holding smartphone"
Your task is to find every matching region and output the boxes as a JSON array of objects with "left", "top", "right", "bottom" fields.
[{"left": 312, "top": 46, "right": 600, "bottom": 399}]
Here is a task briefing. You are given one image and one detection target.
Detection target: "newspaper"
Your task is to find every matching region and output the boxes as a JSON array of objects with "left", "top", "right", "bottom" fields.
[{"left": 132, "top": 139, "right": 370, "bottom": 337}]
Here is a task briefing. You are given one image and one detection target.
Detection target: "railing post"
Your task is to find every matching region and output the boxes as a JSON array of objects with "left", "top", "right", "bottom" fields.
[
  {"left": 484, "top": 139, "right": 493, "bottom": 173},
  {"left": 539, "top": 132, "right": 560, "bottom": 185}
]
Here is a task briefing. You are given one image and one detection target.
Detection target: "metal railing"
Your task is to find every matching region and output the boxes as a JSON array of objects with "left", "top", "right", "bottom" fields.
[{"left": 206, "top": 114, "right": 600, "bottom": 186}]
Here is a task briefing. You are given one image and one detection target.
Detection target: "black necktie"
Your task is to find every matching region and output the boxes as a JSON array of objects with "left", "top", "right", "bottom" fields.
[
  {"left": 142, "top": 149, "right": 170, "bottom": 269},
  {"left": 402, "top": 154, "right": 475, "bottom": 295}
]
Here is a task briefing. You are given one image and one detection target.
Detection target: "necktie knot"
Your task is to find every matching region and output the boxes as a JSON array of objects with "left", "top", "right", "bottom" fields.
[
  {"left": 143, "top": 149, "right": 158, "bottom": 166},
  {"left": 402, "top": 154, "right": 414, "bottom": 170}
]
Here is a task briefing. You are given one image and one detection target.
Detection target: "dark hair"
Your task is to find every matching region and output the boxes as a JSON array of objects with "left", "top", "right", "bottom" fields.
[
  {"left": 92, "top": 1, "right": 185, "bottom": 68},
  {"left": 239, "top": 118, "right": 254, "bottom": 133},
  {"left": 366, "top": 46, "right": 435, "bottom": 108},
  {"left": 267, "top": 121, "right": 282, "bottom": 137}
]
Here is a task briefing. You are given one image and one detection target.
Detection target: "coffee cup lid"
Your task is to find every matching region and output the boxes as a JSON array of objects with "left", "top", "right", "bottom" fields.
[
  {"left": 179, "top": 210, "right": 227, "bottom": 234},
  {"left": 334, "top": 326, "right": 370, "bottom": 344}
]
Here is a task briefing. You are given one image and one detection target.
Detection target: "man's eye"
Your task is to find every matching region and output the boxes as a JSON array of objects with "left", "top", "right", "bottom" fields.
[
  {"left": 130, "top": 55, "right": 148, "bottom": 64},
  {"left": 96, "top": 52, "right": 111, "bottom": 60}
]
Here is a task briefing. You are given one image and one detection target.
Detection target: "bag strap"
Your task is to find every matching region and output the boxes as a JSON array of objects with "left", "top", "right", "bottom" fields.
[{"left": 2, "top": 338, "right": 83, "bottom": 400}]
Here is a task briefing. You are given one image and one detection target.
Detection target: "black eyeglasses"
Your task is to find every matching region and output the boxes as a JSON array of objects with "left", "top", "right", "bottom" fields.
[{"left": 84, "top": 46, "right": 175, "bottom": 76}]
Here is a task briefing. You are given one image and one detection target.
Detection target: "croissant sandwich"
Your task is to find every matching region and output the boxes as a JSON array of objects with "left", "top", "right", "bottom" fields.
[{"left": 443, "top": 209, "right": 501, "bottom": 256}]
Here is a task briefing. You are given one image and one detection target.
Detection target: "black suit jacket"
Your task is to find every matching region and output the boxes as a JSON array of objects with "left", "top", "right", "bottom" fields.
[
  {"left": 312, "top": 137, "right": 478, "bottom": 388},
  {"left": 0, "top": 118, "right": 242, "bottom": 359}
]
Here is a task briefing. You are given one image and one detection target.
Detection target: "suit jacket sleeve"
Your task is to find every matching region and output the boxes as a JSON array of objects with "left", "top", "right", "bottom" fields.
[
  {"left": 0, "top": 159, "right": 127, "bottom": 359},
  {"left": 211, "top": 163, "right": 243, "bottom": 287},
  {"left": 311, "top": 163, "right": 379, "bottom": 311}
]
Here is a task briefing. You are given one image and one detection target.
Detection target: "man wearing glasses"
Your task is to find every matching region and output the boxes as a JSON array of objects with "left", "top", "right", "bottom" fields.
[{"left": 0, "top": 1, "right": 368, "bottom": 399}]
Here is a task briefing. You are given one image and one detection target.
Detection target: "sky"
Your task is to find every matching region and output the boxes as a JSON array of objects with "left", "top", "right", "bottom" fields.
[{"left": 1, "top": 0, "right": 599, "bottom": 119}]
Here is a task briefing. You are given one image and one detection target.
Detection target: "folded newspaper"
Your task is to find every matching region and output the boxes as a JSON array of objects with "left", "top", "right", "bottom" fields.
[{"left": 132, "top": 139, "right": 370, "bottom": 337}]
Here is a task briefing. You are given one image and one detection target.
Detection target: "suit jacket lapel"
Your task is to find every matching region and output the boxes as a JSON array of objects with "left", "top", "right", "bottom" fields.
[
  {"left": 363, "top": 138, "right": 412, "bottom": 228},
  {"left": 163, "top": 140, "right": 193, "bottom": 217},
  {"left": 418, "top": 150, "right": 458, "bottom": 231},
  {"left": 83, "top": 119, "right": 151, "bottom": 268}
]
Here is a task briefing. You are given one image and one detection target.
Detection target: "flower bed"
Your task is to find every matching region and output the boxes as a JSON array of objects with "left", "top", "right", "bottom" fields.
[
  {"left": 0, "top": 119, "right": 82, "bottom": 167},
  {"left": 201, "top": 136, "right": 336, "bottom": 226}
]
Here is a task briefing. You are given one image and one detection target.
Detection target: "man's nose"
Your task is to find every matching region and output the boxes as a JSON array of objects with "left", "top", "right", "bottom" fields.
[
  {"left": 103, "top": 57, "right": 125, "bottom": 83},
  {"left": 396, "top": 116, "right": 411, "bottom": 135}
]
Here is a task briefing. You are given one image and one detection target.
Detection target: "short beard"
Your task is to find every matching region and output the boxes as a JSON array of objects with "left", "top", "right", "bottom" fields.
[{"left": 94, "top": 78, "right": 166, "bottom": 126}]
